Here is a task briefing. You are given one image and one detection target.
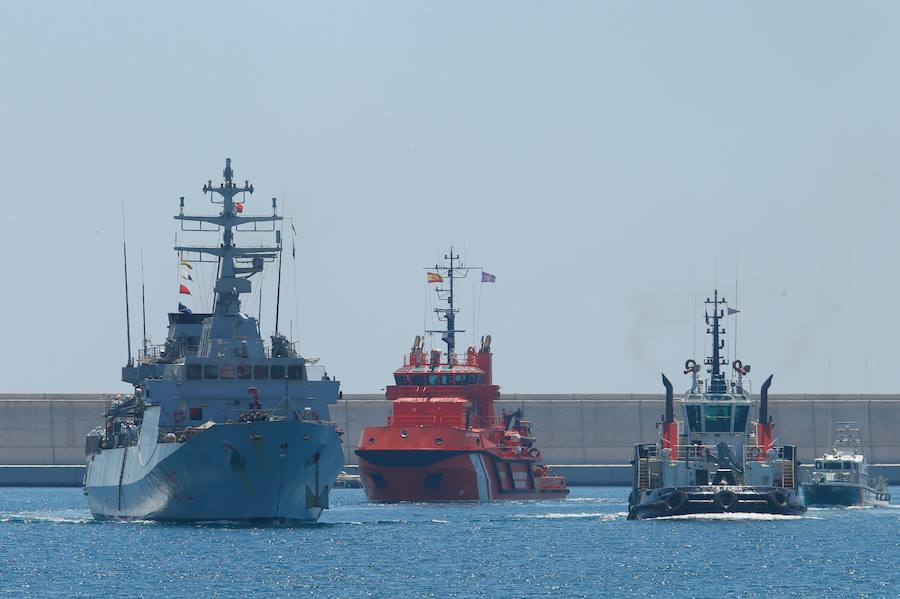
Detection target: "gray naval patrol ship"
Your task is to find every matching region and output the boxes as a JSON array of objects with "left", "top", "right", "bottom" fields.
[
  {"left": 628, "top": 291, "right": 806, "bottom": 519},
  {"left": 84, "top": 159, "right": 344, "bottom": 523}
]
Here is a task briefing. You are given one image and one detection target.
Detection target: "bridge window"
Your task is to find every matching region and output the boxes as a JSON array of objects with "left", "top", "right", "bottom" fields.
[
  {"left": 186, "top": 364, "right": 202, "bottom": 380},
  {"left": 394, "top": 375, "right": 409, "bottom": 385},
  {"left": 254, "top": 365, "right": 269, "bottom": 379},
  {"left": 428, "top": 374, "right": 439, "bottom": 385},
  {"left": 733, "top": 405, "right": 749, "bottom": 432},
  {"left": 825, "top": 461, "right": 841, "bottom": 470},
  {"left": 703, "top": 405, "right": 732, "bottom": 432},
  {"left": 410, "top": 374, "right": 425, "bottom": 385},
  {"left": 685, "top": 405, "right": 702, "bottom": 432},
  {"left": 288, "top": 365, "right": 304, "bottom": 380},
  {"left": 455, "top": 374, "right": 464, "bottom": 384},
  {"left": 271, "top": 365, "right": 286, "bottom": 379},
  {"left": 441, "top": 375, "right": 451, "bottom": 385},
  {"left": 203, "top": 365, "right": 219, "bottom": 380},
  {"left": 237, "top": 365, "right": 252, "bottom": 380},
  {"left": 221, "top": 365, "right": 235, "bottom": 379}
]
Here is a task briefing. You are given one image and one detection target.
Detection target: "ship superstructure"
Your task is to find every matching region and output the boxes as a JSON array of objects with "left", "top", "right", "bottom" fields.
[
  {"left": 800, "top": 423, "right": 891, "bottom": 507},
  {"left": 83, "top": 159, "right": 344, "bottom": 523},
  {"left": 354, "top": 250, "right": 567, "bottom": 501},
  {"left": 627, "top": 290, "right": 806, "bottom": 519}
]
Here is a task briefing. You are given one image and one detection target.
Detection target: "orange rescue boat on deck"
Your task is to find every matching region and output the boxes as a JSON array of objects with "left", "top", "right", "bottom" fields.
[{"left": 355, "top": 250, "right": 567, "bottom": 501}]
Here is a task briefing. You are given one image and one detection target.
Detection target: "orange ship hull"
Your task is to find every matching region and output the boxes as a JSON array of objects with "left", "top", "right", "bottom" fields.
[{"left": 355, "top": 425, "right": 568, "bottom": 502}]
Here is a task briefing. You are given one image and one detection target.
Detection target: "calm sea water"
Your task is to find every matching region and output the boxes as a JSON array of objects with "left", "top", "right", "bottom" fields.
[{"left": 0, "top": 486, "right": 896, "bottom": 598}]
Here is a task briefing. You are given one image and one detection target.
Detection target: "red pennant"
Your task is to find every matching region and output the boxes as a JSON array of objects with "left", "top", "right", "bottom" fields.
[
  {"left": 179, "top": 284, "right": 191, "bottom": 295},
  {"left": 235, "top": 203, "right": 244, "bottom": 213}
]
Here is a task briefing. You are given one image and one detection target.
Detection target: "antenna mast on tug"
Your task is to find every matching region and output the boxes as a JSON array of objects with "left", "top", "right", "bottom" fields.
[{"left": 705, "top": 289, "right": 728, "bottom": 395}]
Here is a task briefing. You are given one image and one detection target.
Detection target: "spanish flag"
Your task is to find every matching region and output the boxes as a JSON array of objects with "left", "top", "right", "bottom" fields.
[
  {"left": 180, "top": 258, "right": 193, "bottom": 269},
  {"left": 427, "top": 272, "right": 443, "bottom": 284}
]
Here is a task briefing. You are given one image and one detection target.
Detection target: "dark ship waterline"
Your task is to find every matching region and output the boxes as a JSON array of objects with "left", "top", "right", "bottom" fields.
[
  {"left": 83, "top": 159, "right": 344, "bottom": 523},
  {"left": 628, "top": 291, "right": 806, "bottom": 520}
]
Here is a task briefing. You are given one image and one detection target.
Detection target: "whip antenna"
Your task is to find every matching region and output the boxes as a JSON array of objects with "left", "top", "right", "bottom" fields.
[
  {"left": 122, "top": 199, "right": 133, "bottom": 367},
  {"left": 141, "top": 248, "right": 148, "bottom": 358}
]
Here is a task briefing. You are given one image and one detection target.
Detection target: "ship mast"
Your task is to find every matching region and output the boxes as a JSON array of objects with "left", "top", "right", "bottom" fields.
[
  {"left": 705, "top": 289, "right": 728, "bottom": 395},
  {"left": 428, "top": 247, "right": 480, "bottom": 358},
  {"left": 174, "top": 158, "right": 281, "bottom": 319}
]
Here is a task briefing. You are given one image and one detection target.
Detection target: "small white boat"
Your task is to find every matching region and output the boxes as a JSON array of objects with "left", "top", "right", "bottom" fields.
[{"left": 800, "top": 423, "right": 891, "bottom": 508}]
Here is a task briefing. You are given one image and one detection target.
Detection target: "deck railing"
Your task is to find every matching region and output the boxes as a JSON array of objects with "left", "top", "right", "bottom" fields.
[
  {"left": 402, "top": 353, "right": 479, "bottom": 367},
  {"left": 639, "top": 443, "right": 792, "bottom": 463},
  {"left": 803, "top": 469, "right": 866, "bottom": 485},
  {"left": 139, "top": 344, "right": 165, "bottom": 363},
  {"left": 138, "top": 342, "right": 200, "bottom": 363},
  {"left": 388, "top": 414, "right": 502, "bottom": 428}
]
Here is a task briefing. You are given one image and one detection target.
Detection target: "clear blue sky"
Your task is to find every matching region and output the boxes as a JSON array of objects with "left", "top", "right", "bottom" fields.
[{"left": 2, "top": 2, "right": 899, "bottom": 394}]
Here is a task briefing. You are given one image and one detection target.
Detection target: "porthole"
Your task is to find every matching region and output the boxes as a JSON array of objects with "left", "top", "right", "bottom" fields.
[
  {"left": 435, "top": 437, "right": 444, "bottom": 445},
  {"left": 368, "top": 437, "right": 376, "bottom": 445},
  {"left": 400, "top": 429, "right": 409, "bottom": 438}
]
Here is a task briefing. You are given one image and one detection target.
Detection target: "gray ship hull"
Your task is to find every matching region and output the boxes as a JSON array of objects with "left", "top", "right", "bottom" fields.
[
  {"left": 85, "top": 407, "right": 343, "bottom": 523},
  {"left": 628, "top": 486, "right": 806, "bottom": 520},
  {"left": 800, "top": 482, "right": 887, "bottom": 508}
]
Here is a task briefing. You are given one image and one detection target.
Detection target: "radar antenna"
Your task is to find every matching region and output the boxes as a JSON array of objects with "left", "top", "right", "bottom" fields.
[{"left": 174, "top": 159, "right": 281, "bottom": 318}]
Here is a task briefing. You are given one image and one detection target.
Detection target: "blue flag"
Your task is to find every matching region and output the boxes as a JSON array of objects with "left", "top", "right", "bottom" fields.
[
  {"left": 178, "top": 302, "right": 192, "bottom": 314},
  {"left": 481, "top": 271, "right": 496, "bottom": 283}
]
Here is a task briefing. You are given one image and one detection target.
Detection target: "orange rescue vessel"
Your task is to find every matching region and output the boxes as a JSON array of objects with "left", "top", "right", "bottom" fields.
[{"left": 355, "top": 250, "right": 567, "bottom": 501}]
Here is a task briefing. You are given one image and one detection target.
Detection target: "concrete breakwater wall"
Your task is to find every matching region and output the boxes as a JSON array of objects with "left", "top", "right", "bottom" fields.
[
  {"left": 1, "top": 393, "right": 898, "bottom": 467},
  {"left": 338, "top": 394, "right": 900, "bottom": 466}
]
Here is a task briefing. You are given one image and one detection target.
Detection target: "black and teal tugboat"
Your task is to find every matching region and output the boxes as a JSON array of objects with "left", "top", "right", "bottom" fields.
[{"left": 628, "top": 291, "right": 806, "bottom": 519}]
